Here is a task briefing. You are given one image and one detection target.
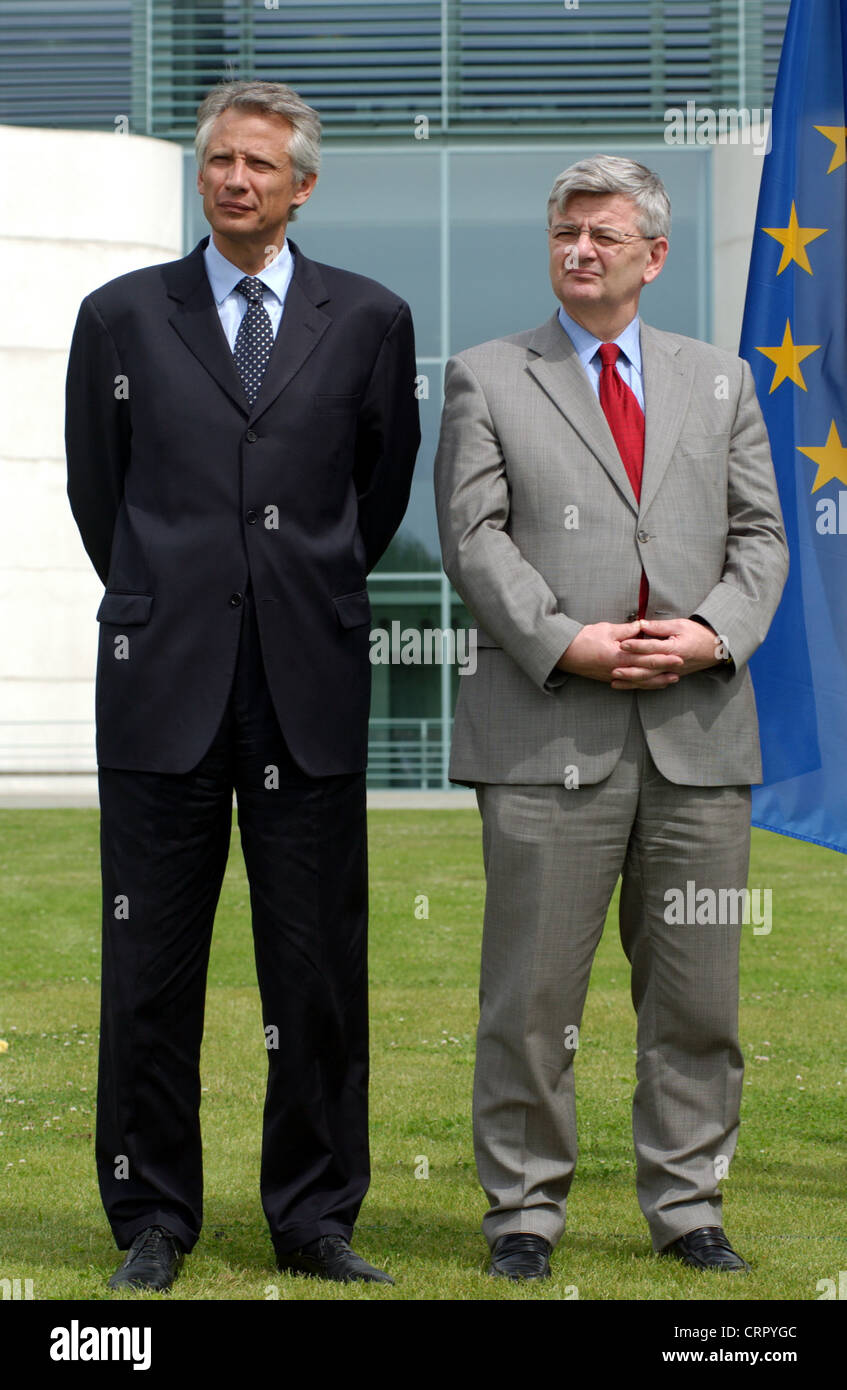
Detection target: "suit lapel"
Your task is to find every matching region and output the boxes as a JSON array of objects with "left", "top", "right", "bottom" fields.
[
  {"left": 526, "top": 314, "right": 695, "bottom": 520},
  {"left": 165, "top": 240, "right": 249, "bottom": 413},
  {"left": 638, "top": 322, "right": 692, "bottom": 518},
  {"left": 165, "top": 237, "right": 332, "bottom": 421},
  {"left": 525, "top": 315, "right": 638, "bottom": 514},
  {"left": 250, "top": 243, "right": 331, "bottom": 423}
]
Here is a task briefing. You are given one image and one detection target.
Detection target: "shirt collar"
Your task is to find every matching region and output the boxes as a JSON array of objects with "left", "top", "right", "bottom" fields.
[
  {"left": 203, "top": 234, "right": 293, "bottom": 305},
  {"left": 557, "top": 305, "right": 642, "bottom": 374}
]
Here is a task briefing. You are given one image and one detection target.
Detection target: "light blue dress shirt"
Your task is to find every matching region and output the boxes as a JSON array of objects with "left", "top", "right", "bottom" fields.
[
  {"left": 203, "top": 235, "right": 294, "bottom": 348},
  {"left": 556, "top": 305, "right": 644, "bottom": 411}
]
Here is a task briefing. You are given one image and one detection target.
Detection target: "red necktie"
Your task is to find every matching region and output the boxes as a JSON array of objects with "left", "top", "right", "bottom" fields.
[{"left": 597, "top": 342, "right": 649, "bottom": 618}]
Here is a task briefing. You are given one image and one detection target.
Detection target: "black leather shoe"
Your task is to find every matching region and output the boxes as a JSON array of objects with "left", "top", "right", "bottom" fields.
[
  {"left": 278, "top": 1235, "right": 394, "bottom": 1284},
  {"left": 108, "top": 1226, "right": 184, "bottom": 1292},
  {"left": 661, "top": 1226, "right": 750, "bottom": 1273},
  {"left": 489, "top": 1233, "right": 552, "bottom": 1280}
]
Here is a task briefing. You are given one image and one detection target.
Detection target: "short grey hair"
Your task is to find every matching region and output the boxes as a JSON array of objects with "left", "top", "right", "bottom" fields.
[
  {"left": 195, "top": 80, "right": 321, "bottom": 220},
  {"left": 547, "top": 156, "right": 671, "bottom": 239}
]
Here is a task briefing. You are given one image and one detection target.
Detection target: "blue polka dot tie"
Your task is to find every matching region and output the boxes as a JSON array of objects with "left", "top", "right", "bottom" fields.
[{"left": 233, "top": 276, "right": 273, "bottom": 407}]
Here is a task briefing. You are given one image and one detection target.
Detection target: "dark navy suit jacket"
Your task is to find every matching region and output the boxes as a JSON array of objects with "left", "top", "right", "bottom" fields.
[{"left": 66, "top": 237, "right": 420, "bottom": 775}]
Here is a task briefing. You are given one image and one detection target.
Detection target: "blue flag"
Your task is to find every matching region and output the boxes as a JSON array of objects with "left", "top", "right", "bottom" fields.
[{"left": 739, "top": 0, "right": 847, "bottom": 854}]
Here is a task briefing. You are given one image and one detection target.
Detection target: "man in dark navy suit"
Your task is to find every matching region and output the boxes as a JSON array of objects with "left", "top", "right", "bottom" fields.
[{"left": 66, "top": 80, "right": 419, "bottom": 1292}]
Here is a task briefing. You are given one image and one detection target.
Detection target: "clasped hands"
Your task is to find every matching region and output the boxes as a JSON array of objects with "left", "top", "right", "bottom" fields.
[{"left": 556, "top": 617, "right": 723, "bottom": 690}]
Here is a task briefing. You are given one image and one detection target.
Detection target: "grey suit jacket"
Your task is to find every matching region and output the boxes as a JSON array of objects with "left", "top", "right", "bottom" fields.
[{"left": 434, "top": 314, "right": 788, "bottom": 787}]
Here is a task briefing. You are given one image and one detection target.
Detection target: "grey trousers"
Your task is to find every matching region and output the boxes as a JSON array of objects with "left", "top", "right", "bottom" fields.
[{"left": 473, "top": 707, "right": 751, "bottom": 1251}]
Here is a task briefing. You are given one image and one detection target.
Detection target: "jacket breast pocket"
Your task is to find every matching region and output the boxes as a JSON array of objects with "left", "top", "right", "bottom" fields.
[
  {"left": 314, "top": 393, "right": 362, "bottom": 415},
  {"left": 96, "top": 592, "right": 153, "bottom": 625},
  {"left": 333, "top": 589, "right": 371, "bottom": 629},
  {"left": 675, "top": 432, "right": 730, "bottom": 459}
]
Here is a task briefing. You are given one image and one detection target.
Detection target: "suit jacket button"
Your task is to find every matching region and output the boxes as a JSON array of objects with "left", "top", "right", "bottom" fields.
[
  {"left": 637, "top": 529, "right": 649, "bottom": 543},
  {"left": 246, "top": 429, "right": 258, "bottom": 443},
  {"left": 229, "top": 592, "right": 243, "bottom": 607},
  {"left": 246, "top": 510, "right": 258, "bottom": 524},
  {"left": 626, "top": 611, "right": 638, "bottom": 622}
]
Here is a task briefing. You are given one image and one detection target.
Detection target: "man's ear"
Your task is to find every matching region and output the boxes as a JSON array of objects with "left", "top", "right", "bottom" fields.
[
  {"left": 642, "top": 237, "right": 669, "bottom": 285},
  {"left": 291, "top": 172, "right": 318, "bottom": 209}
]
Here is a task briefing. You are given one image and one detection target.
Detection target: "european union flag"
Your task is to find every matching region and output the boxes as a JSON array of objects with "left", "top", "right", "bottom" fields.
[{"left": 739, "top": 0, "right": 847, "bottom": 854}]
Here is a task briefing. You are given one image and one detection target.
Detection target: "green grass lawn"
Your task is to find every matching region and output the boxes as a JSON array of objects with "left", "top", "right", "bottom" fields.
[{"left": 0, "top": 809, "right": 845, "bottom": 1301}]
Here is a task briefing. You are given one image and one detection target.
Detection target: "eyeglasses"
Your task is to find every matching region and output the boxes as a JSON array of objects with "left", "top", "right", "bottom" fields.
[{"left": 548, "top": 224, "right": 656, "bottom": 249}]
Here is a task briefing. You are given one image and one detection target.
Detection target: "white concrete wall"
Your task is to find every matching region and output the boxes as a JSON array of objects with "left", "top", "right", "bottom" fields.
[
  {"left": 711, "top": 138, "right": 767, "bottom": 352},
  {"left": 0, "top": 125, "right": 183, "bottom": 774}
]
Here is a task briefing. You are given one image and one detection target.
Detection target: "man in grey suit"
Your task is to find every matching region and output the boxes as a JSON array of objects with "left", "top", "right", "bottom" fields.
[{"left": 434, "top": 156, "right": 788, "bottom": 1280}]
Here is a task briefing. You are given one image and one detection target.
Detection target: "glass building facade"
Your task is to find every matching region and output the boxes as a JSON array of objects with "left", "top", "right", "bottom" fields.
[{"left": 0, "top": 0, "right": 790, "bottom": 785}]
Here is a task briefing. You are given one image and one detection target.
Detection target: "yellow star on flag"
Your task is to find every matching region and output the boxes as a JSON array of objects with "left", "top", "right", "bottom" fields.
[
  {"left": 798, "top": 421, "right": 847, "bottom": 493},
  {"left": 815, "top": 125, "right": 847, "bottom": 173},
  {"left": 761, "top": 201, "right": 827, "bottom": 274},
  {"left": 755, "top": 319, "right": 820, "bottom": 393}
]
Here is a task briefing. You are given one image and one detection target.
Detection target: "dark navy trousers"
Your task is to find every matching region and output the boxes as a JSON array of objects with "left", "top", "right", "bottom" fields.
[{"left": 96, "top": 591, "right": 370, "bottom": 1258}]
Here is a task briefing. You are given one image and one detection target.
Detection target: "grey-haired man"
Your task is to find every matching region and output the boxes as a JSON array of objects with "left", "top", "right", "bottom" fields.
[
  {"left": 435, "top": 156, "right": 787, "bottom": 1280},
  {"left": 67, "top": 80, "right": 419, "bottom": 1291}
]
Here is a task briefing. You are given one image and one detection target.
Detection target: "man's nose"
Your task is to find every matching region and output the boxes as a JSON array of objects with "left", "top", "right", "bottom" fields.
[
  {"left": 225, "top": 159, "right": 248, "bottom": 187},
  {"left": 567, "top": 230, "right": 599, "bottom": 268}
]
